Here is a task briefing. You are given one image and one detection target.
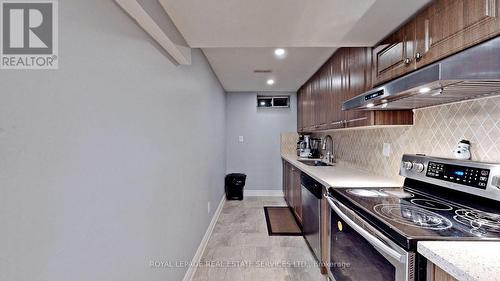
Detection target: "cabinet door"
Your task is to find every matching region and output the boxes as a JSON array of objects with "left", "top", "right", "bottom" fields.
[
  {"left": 288, "top": 165, "right": 295, "bottom": 208},
  {"left": 318, "top": 67, "right": 329, "bottom": 128},
  {"left": 312, "top": 74, "right": 321, "bottom": 130},
  {"left": 305, "top": 83, "right": 313, "bottom": 131},
  {"left": 415, "top": 0, "right": 500, "bottom": 68},
  {"left": 372, "top": 18, "right": 416, "bottom": 86},
  {"left": 292, "top": 167, "right": 302, "bottom": 223},
  {"left": 327, "top": 51, "right": 347, "bottom": 128},
  {"left": 283, "top": 161, "right": 290, "bottom": 205},
  {"left": 297, "top": 88, "right": 304, "bottom": 132},
  {"left": 432, "top": 263, "right": 458, "bottom": 281},
  {"left": 288, "top": 166, "right": 296, "bottom": 213},
  {"left": 345, "top": 47, "right": 374, "bottom": 127}
]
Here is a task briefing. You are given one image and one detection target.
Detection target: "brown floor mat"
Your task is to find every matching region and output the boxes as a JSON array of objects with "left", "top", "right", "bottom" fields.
[{"left": 263, "top": 206, "right": 302, "bottom": 236}]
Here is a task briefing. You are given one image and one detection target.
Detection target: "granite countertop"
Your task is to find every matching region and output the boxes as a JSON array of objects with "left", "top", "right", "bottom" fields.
[
  {"left": 418, "top": 241, "right": 500, "bottom": 281},
  {"left": 281, "top": 153, "right": 402, "bottom": 188}
]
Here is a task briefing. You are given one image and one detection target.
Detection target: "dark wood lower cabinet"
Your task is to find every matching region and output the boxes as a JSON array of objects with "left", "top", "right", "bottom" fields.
[
  {"left": 282, "top": 160, "right": 302, "bottom": 224},
  {"left": 429, "top": 262, "right": 458, "bottom": 281},
  {"left": 291, "top": 166, "right": 302, "bottom": 223}
]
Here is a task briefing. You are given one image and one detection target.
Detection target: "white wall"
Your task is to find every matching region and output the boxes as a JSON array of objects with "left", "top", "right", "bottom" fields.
[
  {"left": 0, "top": 1, "right": 226, "bottom": 281},
  {"left": 226, "top": 92, "right": 297, "bottom": 191}
]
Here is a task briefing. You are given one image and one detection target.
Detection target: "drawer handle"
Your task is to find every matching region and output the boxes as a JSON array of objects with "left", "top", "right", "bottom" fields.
[
  {"left": 404, "top": 58, "right": 412, "bottom": 65},
  {"left": 415, "top": 52, "right": 422, "bottom": 60}
]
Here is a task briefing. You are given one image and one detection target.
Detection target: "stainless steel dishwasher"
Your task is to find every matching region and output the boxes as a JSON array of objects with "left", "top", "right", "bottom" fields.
[{"left": 301, "top": 173, "right": 323, "bottom": 262}]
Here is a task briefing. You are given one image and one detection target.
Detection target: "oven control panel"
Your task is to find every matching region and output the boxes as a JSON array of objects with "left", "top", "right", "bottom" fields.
[
  {"left": 426, "top": 161, "right": 490, "bottom": 189},
  {"left": 400, "top": 154, "right": 500, "bottom": 202}
]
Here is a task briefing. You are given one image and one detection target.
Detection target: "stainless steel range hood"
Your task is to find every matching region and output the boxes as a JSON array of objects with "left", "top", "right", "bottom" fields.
[{"left": 343, "top": 36, "right": 500, "bottom": 111}]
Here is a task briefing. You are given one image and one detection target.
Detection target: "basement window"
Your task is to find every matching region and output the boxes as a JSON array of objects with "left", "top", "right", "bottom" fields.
[{"left": 257, "top": 96, "right": 290, "bottom": 108}]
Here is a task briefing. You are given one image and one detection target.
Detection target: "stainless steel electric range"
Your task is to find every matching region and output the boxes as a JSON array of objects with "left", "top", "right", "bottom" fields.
[{"left": 325, "top": 154, "right": 500, "bottom": 281}]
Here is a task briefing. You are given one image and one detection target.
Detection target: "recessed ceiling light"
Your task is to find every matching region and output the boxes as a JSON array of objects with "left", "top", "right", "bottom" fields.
[
  {"left": 274, "top": 48, "right": 286, "bottom": 57},
  {"left": 267, "top": 79, "right": 275, "bottom": 85},
  {"left": 366, "top": 103, "right": 375, "bottom": 108},
  {"left": 419, "top": 87, "right": 431, "bottom": 94}
]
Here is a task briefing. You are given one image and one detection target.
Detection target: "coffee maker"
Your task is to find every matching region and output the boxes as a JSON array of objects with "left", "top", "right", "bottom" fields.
[
  {"left": 309, "top": 138, "right": 321, "bottom": 158},
  {"left": 297, "top": 135, "right": 321, "bottom": 158},
  {"left": 298, "top": 135, "right": 311, "bottom": 157}
]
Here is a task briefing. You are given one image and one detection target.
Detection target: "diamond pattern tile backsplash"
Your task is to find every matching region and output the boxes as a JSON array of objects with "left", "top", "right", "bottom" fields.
[
  {"left": 281, "top": 132, "right": 299, "bottom": 155},
  {"left": 309, "top": 96, "right": 500, "bottom": 182}
]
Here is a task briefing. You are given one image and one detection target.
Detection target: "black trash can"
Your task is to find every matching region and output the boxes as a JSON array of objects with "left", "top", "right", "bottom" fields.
[{"left": 225, "top": 173, "right": 246, "bottom": 200}]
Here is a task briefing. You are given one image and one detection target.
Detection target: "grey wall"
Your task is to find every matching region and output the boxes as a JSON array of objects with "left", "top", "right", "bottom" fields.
[
  {"left": 226, "top": 92, "right": 297, "bottom": 191},
  {"left": 0, "top": 1, "right": 225, "bottom": 281}
]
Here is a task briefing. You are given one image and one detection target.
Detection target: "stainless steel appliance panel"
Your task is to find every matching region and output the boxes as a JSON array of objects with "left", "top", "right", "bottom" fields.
[
  {"left": 326, "top": 195, "right": 414, "bottom": 281},
  {"left": 301, "top": 173, "right": 323, "bottom": 262},
  {"left": 302, "top": 185, "right": 321, "bottom": 260}
]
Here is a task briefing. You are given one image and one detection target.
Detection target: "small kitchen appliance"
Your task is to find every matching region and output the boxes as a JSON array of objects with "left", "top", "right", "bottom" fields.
[
  {"left": 309, "top": 138, "right": 321, "bottom": 158},
  {"left": 298, "top": 135, "right": 321, "bottom": 158},
  {"left": 326, "top": 154, "right": 500, "bottom": 281},
  {"left": 298, "top": 135, "right": 312, "bottom": 158}
]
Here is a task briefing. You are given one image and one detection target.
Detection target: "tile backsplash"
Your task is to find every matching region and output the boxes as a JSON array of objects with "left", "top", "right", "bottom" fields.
[
  {"left": 309, "top": 96, "right": 500, "bottom": 182},
  {"left": 280, "top": 132, "right": 299, "bottom": 155}
]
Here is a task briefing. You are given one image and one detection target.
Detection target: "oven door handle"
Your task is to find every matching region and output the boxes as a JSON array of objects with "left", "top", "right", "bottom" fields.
[{"left": 325, "top": 195, "right": 405, "bottom": 263}]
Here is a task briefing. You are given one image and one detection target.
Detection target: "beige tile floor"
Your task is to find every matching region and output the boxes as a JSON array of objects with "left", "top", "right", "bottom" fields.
[{"left": 192, "top": 196, "right": 328, "bottom": 281}]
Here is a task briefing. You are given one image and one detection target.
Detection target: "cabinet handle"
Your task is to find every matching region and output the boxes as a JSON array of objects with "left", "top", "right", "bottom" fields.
[
  {"left": 404, "top": 58, "right": 412, "bottom": 65},
  {"left": 415, "top": 52, "right": 422, "bottom": 61}
]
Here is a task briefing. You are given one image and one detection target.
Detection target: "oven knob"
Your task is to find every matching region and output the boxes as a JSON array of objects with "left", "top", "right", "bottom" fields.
[
  {"left": 493, "top": 176, "right": 500, "bottom": 189},
  {"left": 402, "top": 161, "right": 413, "bottom": 170},
  {"left": 412, "top": 162, "right": 425, "bottom": 173}
]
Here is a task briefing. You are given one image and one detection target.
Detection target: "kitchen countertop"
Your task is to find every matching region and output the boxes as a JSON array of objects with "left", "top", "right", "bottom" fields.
[
  {"left": 418, "top": 241, "right": 500, "bottom": 281},
  {"left": 281, "top": 153, "right": 402, "bottom": 188}
]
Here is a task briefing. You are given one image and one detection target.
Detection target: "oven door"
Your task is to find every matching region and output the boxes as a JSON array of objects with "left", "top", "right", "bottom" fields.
[{"left": 325, "top": 195, "right": 415, "bottom": 281}]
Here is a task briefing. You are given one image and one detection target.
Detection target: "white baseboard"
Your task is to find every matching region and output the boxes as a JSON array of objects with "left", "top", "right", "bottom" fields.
[
  {"left": 244, "top": 190, "right": 284, "bottom": 197},
  {"left": 182, "top": 195, "right": 226, "bottom": 281}
]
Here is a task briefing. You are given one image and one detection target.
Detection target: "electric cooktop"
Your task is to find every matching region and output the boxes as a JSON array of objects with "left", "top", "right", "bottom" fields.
[{"left": 328, "top": 154, "right": 500, "bottom": 250}]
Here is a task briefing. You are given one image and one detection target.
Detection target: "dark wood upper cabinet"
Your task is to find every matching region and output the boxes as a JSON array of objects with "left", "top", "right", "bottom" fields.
[
  {"left": 415, "top": 0, "right": 500, "bottom": 68},
  {"left": 297, "top": 0, "right": 500, "bottom": 133},
  {"left": 373, "top": 0, "right": 500, "bottom": 84},
  {"left": 303, "top": 83, "right": 312, "bottom": 130},
  {"left": 297, "top": 88, "right": 304, "bottom": 132},
  {"left": 345, "top": 48, "right": 373, "bottom": 127},
  {"left": 296, "top": 47, "right": 413, "bottom": 133},
  {"left": 329, "top": 49, "right": 347, "bottom": 127},
  {"left": 372, "top": 18, "right": 417, "bottom": 86},
  {"left": 318, "top": 67, "right": 329, "bottom": 126}
]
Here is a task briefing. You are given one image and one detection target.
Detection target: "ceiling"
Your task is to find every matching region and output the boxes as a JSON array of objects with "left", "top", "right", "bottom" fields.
[
  {"left": 159, "top": 0, "right": 431, "bottom": 91},
  {"left": 203, "top": 47, "right": 336, "bottom": 92}
]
